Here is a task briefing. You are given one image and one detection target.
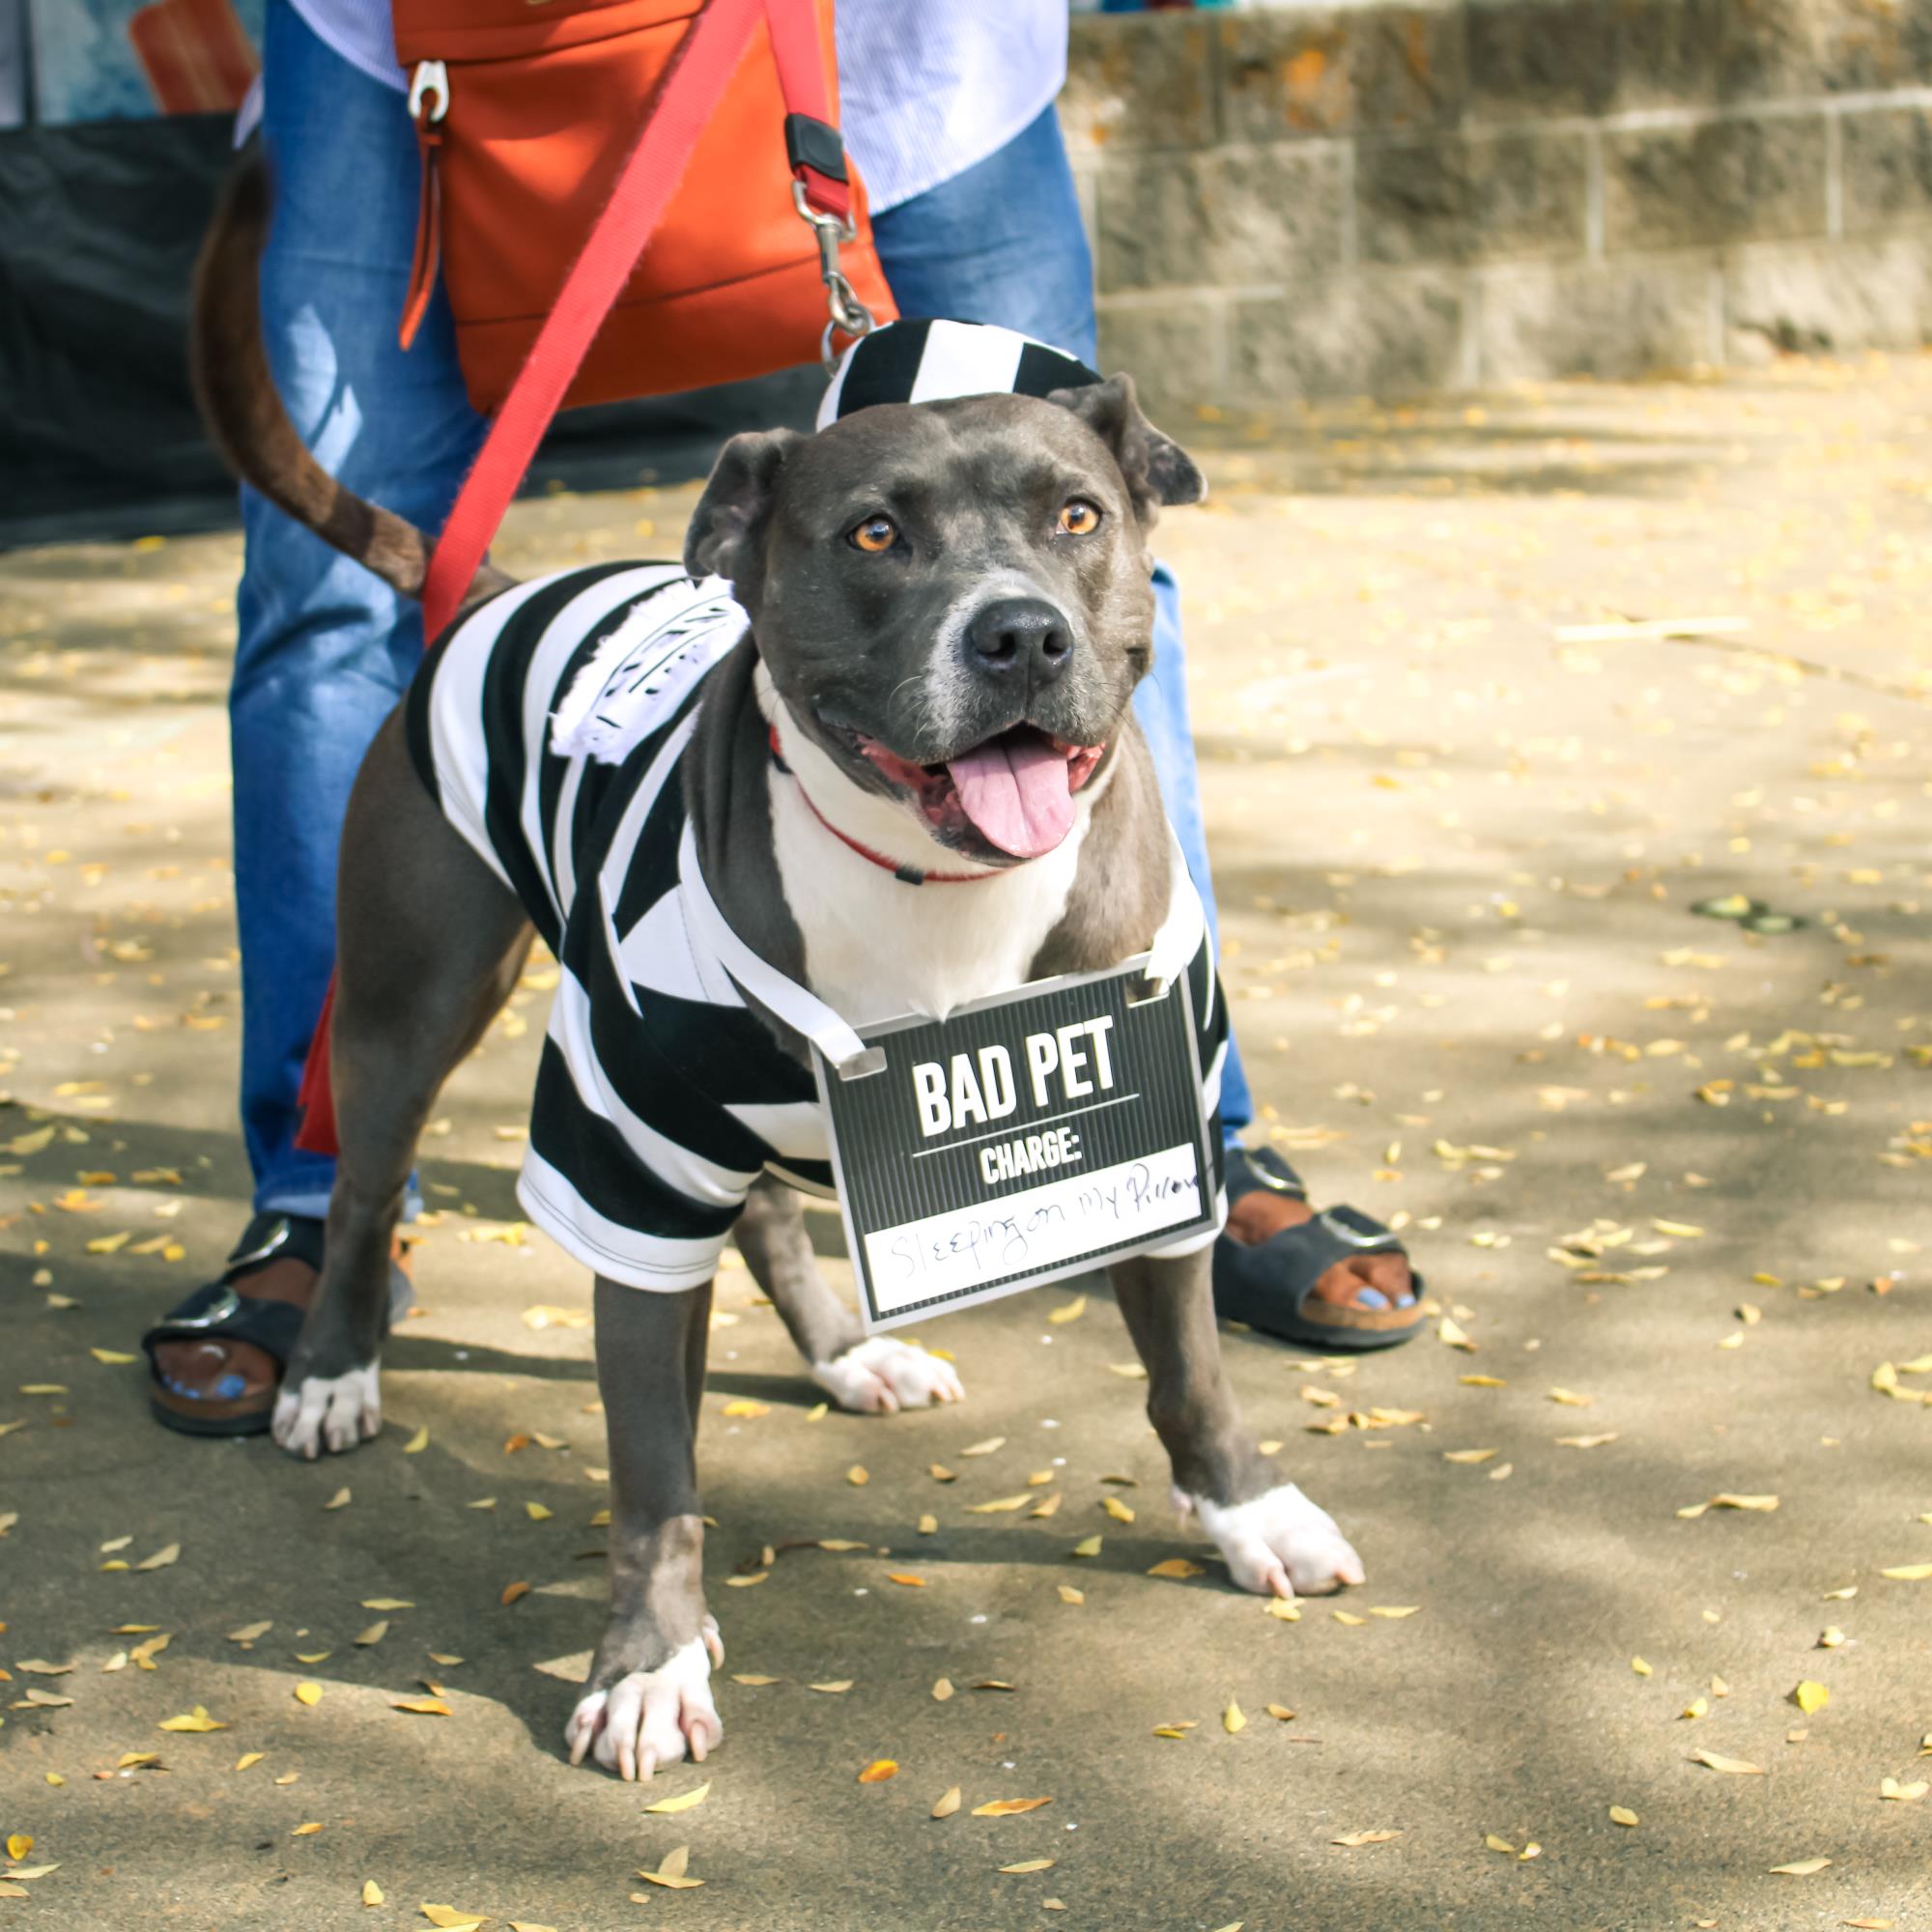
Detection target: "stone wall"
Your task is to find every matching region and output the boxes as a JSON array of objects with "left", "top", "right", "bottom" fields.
[{"left": 1064, "top": 0, "right": 1932, "bottom": 408}]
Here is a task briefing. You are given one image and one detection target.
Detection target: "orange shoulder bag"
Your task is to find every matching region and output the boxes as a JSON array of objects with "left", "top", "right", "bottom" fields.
[{"left": 392, "top": 0, "right": 895, "bottom": 418}]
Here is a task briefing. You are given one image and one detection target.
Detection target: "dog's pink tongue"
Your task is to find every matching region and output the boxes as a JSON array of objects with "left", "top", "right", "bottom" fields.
[{"left": 947, "top": 734, "right": 1075, "bottom": 858}]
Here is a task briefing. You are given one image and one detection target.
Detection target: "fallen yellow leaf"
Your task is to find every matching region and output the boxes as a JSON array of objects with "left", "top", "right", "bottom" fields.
[
  {"left": 157, "top": 1705, "right": 227, "bottom": 1732},
  {"left": 402, "top": 1425, "right": 429, "bottom": 1454},
  {"left": 1331, "top": 1831, "right": 1402, "bottom": 1847},
  {"left": 1148, "top": 1557, "right": 1205, "bottom": 1579},
  {"left": 973, "top": 1797, "right": 1053, "bottom": 1816},
  {"left": 294, "top": 1682, "right": 323, "bottom": 1707},
  {"left": 1224, "top": 1699, "right": 1246, "bottom": 1734},
  {"left": 645, "top": 1779, "right": 711, "bottom": 1812},
  {"left": 1770, "top": 1858, "right": 1831, "bottom": 1876},
  {"left": 931, "top": 1786, "right": 962, "bottom": 1818},
  {"left": 362, "top": 1879, "right": 384, "bottom": 1906},
  {"left": 1792, "top": 1680, "right": 1830, "bottom": 1715},
  {"left": 999, "top": 1860, "right": 1055, "bottom": 1874},
  {"left": 1692, "top": 1748, "right": 1764, "bottom": 1775},
  {"left": 1609, "top": 1805, "right": 1639, "bottom": 1827}
]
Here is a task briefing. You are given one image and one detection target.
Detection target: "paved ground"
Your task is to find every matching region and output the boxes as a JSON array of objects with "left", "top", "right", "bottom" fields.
[{"left": 3, "top": 355, "right": 1931, "bottom": 1932}]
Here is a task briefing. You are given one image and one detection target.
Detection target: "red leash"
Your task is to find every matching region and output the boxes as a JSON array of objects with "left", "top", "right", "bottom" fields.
[{"left": 297, "top": 0, "right": 848, "bottom": 1156}]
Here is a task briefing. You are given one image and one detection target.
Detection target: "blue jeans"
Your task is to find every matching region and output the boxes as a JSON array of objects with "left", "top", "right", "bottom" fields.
[
  {"left": 235, "top": 26, "right": 1251, "bottom": 1219},
  {"left": 236, "top": 0, "right": 486, "bottom": 1217}
]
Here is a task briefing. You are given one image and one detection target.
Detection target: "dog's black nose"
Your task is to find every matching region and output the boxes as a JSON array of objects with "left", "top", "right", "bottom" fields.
[{"left": 965, "top": 598, "right": 1073, "bottom": 683}]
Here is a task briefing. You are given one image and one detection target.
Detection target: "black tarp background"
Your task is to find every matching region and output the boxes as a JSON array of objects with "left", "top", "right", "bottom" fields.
[{"left": 0, "top": 111, "right": 822, "bottom": 550}]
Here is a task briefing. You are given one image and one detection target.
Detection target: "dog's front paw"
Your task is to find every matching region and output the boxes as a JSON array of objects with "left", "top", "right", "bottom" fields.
[
  {"left": 1182, "top": 1482, "right": 1364, "bottom": 1600},
  {"left": 271, "top": 1362, "right": 382, "bottom": 1460},
  {"left": 811, "top": 1335, "right": 964, "bottom": 1414},
  {"left": 565, "top": 1619, "right": 724, "bottom": 1780}
]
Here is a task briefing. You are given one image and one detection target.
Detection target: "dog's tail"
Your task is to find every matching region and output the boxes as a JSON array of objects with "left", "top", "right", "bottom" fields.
[{"left": 191, "top": 152, "right": 509, "bottom": 609}]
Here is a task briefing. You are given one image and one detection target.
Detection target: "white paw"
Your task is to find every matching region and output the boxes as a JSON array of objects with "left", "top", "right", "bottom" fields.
[
  {"left": 811, "top": 1335, "right": 965, "bottom": 1414},
  {"left": 1180, "top": 1481, "right": 1364, "bottom": 1600},
  {"left": 271, "top": 1362, "right": 382, "bottom": 1460},
  {"left": 564, "top": 1624, "right": 724, "bottom": 1781}
]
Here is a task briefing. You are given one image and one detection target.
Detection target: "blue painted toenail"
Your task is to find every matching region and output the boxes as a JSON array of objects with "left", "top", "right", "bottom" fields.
[
  {"left": 214, "top": 1373, "right": 246, "bottom": 1400},
  {"left": 1356, "top": 1289, "right": 1390, "bottom": 1310}
]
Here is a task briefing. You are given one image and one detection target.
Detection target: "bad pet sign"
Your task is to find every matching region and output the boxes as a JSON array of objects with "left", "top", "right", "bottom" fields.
[{"left": 814, "top": 957, "right": 1220, "bottom": 1330}]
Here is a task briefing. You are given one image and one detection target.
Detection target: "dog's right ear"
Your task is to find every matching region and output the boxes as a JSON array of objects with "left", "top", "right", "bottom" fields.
[
  {"left": 683, "top": 428, "right": 804, "bottom": 592},
  {"left": 1046, "top": 373, "right": 1207, "bottom": 525}
]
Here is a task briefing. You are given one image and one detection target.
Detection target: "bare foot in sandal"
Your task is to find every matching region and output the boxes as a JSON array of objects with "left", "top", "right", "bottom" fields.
[
  {"left": 143, "top": 1215, "right": 412, "bottom": 1436},
  {"left": 143, "top": 1214, "right": 327, "bottom": 1435},
  {"left": 1212, "top": 1146, "right": 1423, "bottom": 1350}
]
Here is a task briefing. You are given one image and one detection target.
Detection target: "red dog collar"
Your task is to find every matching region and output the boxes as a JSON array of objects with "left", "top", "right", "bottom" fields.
[{"left": 767, "top": 724, "right": 995, "bottom": 886}]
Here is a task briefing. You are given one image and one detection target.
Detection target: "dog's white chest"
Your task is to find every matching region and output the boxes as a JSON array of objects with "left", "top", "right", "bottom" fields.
[{"left": 768, "top": 781, "right": 1086, "bottom": 1026}]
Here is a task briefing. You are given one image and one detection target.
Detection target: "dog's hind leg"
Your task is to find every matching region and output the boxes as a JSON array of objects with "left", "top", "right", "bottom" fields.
[
  {"left": 273, "top": 708, "right": 533, "bottom": 1458},
  {"left": 732, "top": 1176, "right": 964, "bottom": 1413},
  {"left": 1109, "top": 1248, "right": 1364, "bottom": 1602}
]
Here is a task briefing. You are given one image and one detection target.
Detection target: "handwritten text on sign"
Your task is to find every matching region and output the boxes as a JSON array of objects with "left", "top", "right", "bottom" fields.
[{"left": 814, "top": 958, "right": 1218, "bottom": 1331}]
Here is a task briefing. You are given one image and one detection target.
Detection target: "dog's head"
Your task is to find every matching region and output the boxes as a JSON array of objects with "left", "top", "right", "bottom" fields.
[{"left": 683, "top": 372, "right": 1205, "bottom": 867}]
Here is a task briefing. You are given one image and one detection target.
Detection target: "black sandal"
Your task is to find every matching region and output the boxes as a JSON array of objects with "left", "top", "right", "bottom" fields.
[
  {"left": 1212, "top": 1145, "right": 1426, "bottom": 1351},
  {"left": 142, "top": 1213, "right": 412, "bottom": 1438}
]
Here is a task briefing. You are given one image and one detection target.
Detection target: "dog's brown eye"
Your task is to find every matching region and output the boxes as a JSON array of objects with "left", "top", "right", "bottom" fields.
[
  {"left": 850, "top": 515, "right": 898, "bottom": 554},
  {"left": 1058, "top": 499, "right": 1101, "bottom": 537}
]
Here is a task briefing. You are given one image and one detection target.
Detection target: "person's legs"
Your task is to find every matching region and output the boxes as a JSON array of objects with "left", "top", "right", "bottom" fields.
[
  {"left": 235, "top": 0, "right": 486, "bottom": 1220},
  {"left": 872, "top": 103, "right": 1412, "bottom": 1322},
  {"left": 1134, "top": 564, "right": 1255, "bottom": 1137},
  {"left": 153, "top": 0, "right": 485, "bottom": 1418}
]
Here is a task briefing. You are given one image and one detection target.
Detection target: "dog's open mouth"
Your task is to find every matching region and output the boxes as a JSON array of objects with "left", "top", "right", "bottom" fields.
[{"left": 856, "top": 724, "right": 1106, "bottom": 860}]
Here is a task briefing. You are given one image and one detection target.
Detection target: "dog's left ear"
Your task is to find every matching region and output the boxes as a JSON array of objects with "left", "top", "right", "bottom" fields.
[
  {"left": 1046, "top": 373, "right": 1207, "bottom": 524},
  {"left": 684, "top": 427, "right": 804, "bottom": 594}
]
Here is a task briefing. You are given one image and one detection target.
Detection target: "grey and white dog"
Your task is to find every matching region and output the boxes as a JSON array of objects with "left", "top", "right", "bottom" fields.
[{"left": 192, "top": 162, "right": 1365, "bottom": 1781}]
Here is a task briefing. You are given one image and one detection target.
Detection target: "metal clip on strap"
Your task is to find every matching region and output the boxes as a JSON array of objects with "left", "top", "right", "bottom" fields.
[{"left": 789, "top": 178, "right": 875, "bottom": 370}]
